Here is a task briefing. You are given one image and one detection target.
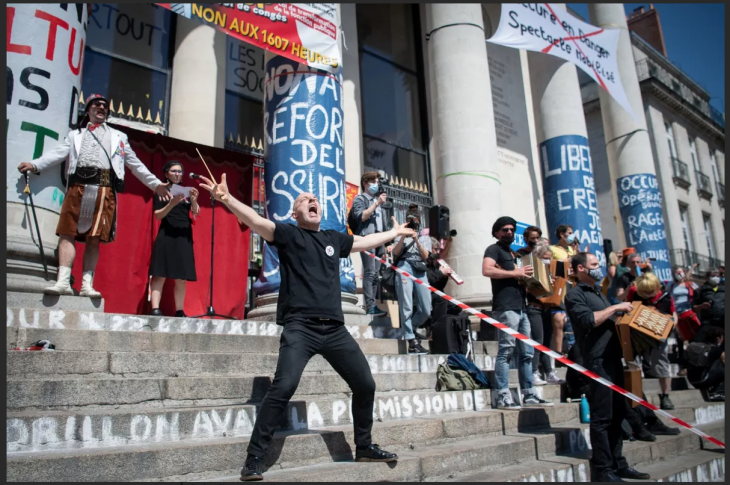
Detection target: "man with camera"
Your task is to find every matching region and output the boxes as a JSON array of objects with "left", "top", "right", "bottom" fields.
[
  {"left": 17, "top": 94, "right": 170, "bottom": 298},
  {"left": 351, "top": 171, "right": 389, "bottom": 317},
  {"left": 393, "top": 205, "right": 432, "bottom": 355}
]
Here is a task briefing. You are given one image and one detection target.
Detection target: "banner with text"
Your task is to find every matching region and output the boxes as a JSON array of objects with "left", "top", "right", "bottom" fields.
[
  {"left": 7, "top": 4, "right": 88, "bottom": 212},
  {"left": 616, "top": 173, "right": 671, "bottom": 282},
  {"left": 541, "top": 135, "right": 606, "bottom": 272},
  {"left": 158, "top": 3, "right": 341, "bottom": 72},
  {"left": 488, "top": 3, "right": 635, "bottom": 119}
]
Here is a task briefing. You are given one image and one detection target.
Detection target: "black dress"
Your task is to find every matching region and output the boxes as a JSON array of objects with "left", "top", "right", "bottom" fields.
[{"left": 149, "top": 188, "right": 197, "bottom": 281}]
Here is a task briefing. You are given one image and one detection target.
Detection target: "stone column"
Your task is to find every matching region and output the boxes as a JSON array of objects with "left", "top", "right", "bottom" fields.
[
  {"left": 528, "top": 4, "right": 606, "bottom": 270},
  {"left": 588, "top": 4, "right": 672, "bottom": 282},
  {"left": 168, "top": 17, "right": 226, "bottom": 148},
  {"left": 6, "top": 4, "right": 88, "bottom": 294},
  {"left": 427, "top": 4, "right": 501, "bottom": 308}
]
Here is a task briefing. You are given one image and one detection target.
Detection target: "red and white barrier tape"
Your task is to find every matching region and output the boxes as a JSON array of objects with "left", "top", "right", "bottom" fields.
[{"left": 364, "top": 250, "right": 725, "bottom": 449}]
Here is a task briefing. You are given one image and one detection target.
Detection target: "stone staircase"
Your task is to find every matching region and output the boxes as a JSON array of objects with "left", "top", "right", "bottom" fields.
[{"left": 6, "top": 305, "right": 725, "bottom": 482}]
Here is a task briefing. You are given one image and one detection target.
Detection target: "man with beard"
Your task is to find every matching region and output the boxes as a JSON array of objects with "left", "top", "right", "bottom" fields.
[
  {"left": 197, "top": 174, "right": 411, "bottom": 481},
  {"left": 483, "top": 216, "right": 553, "bottom": 410}
]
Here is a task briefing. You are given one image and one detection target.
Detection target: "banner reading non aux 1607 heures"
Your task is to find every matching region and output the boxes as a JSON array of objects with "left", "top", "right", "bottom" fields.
[
  {"left": 158, "top": 3, "right": 341, "bottom": 72},
  {"left": 488, "top": 3, "right": 635, "bottom": 120}
]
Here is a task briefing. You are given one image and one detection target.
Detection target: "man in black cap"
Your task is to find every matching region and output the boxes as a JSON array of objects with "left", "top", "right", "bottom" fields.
[
  {"left": 18, "top": 94, "right": 169, "bottom": 298},
  {"left": 483, "top": 216, "right": 553, "bottom": 410}
]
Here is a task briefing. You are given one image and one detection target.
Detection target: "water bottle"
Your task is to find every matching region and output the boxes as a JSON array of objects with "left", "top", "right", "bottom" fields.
[{"left": 580, "top": 394, "right": 590, "bottom": 423}]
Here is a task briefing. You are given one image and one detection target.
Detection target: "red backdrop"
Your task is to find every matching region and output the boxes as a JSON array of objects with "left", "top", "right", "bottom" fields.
[{"left": 70, "top": 125, "right": 254, "bottom": 318}]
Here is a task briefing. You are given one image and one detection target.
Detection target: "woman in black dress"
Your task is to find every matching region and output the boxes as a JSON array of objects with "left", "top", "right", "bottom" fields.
[{"left": 149, "top": 161, "right": 199, "bottom": 317}]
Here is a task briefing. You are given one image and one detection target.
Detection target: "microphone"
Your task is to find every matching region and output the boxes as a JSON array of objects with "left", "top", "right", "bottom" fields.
[{"left": 189, "top": 173, "right": 202, "bottom": 180}]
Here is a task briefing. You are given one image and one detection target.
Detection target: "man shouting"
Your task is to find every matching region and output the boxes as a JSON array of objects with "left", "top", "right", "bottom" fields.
[{"left": 198, "top": 173, "right": 412, "bottom": 481}]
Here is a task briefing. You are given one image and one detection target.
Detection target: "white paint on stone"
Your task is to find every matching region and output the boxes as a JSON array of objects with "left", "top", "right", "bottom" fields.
[
  {"left": 192, "top": 411, "right": 214, "bottom": 438},
  {"left": 474, "top": 390, "right": 487, "bottom": 411},
  {"left": 32, "top": 417, "right": 59, "bottom": 446},
  {"left": 79, "top": 312, "right": 101, "bottom": 330},
  {"left": 211, "top": 409, "right": 233, "bottom": 436},
  {"left": 81, "top": 416, "right": 93, "bottom": 443},
  {"left": 65, "top": 416, "right": 76, "bottom": 443},
  {"left": 577, "top": 463, "right": 588, "bottom": 482},
  {"left": 432, "top": 395, "right": 444, "bottom": 414},
  {"left": 19, "top": 309, "right": 40, "bottom": 328},
  {"left": 6, "top": 419, "right": 30, "bottom": 452},
  {"left": 694, "top": 404, "right": 725, "bottom": 424},
  {"left": 49, "top": 310, "right": 66, "bottom": 329},
  {"left": 7, "top": 308, "right": 14, "bottom": 327},
  {"left": 307, "top": 402, "right": 324, "bottom": 427},
  {"left": 130, "top": 415, "right": 152, "bottom": 441},
  {"left": 332, "top": 400, "right": 347, "bottom": 424},
  {"left": 102, "top": 416, "right": 123, "bottom": 445},
  {"left": 234, "top": 409, "right": 255, "bottom": 436},
  {"left": 290, "top": 406, "right": 307, "bottom": 430}
]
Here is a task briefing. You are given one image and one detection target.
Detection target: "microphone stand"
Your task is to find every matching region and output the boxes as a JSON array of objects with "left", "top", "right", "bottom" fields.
[{"left": 190, "top": 190, "right": 234, "bottom": 320}]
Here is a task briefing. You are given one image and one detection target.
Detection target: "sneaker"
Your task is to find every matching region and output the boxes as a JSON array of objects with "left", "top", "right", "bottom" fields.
[
  {"left": 496, "top": 393, "right": 522, "bottom": 410},
  {"left": 647, "top": 422, "right": 680, "bottom": 436},
  {"left": 546, "top": 370, "right": 565, "bottom": 385},
  {"left": 355, "top": 444, "right": 398, "bottom": 462},
  {"left": 532, "top": 371, "right": 547, "bottom": 386},
  {"left": 367, "top": 306, "right": 388, "bottom": 318},
  {"left": 408, "top": 341, "right": 429, "bottom": 355},
  {"left": 660, "top": 394, "right": 675, "bottom": 410},
  {"left": 633, "top": 429, "right": 656, "bottom": 442},
  {"left": 522, "top": 393, "right": 554, "bottom": 407},
  {"left": 150, "top": 308, "right": 163, "bottom": 317},
  {"left": 240, "top": 454, "right": 264, "bottom": 481}
]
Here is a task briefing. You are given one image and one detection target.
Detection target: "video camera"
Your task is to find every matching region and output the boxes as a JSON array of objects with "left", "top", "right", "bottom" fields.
[{"left": 376, "top": 170, "right": 393, "bottom": 209}]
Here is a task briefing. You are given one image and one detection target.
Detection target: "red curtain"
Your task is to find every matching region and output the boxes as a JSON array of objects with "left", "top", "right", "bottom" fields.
[{"left": 71, "top": 126, "right": 254, "bottom": 319}]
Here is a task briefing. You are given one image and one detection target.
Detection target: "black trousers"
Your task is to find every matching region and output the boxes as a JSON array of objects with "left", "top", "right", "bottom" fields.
[
  {"left": 526, "top": 305, "right": 553, "bottom": 375},
  {"left": 247, "top": 317, "right": 376, "bottom": 458},
  {"left": 587, "top": 356, "right": 628, "bottom": 476}
]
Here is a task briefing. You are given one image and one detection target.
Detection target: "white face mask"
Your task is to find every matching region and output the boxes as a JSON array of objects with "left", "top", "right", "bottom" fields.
[
  {"left": 674, "top": 272, "right": 684, "bottom": 281},
  {"left": 709, "top": 276, "right": 721, "bottom": 286},
  {"left": 541, "top": 258, "right": 552, "bottom": 265}
]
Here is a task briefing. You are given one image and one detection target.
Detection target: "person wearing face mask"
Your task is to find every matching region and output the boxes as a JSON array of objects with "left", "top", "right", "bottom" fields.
[
  {"left": 614, "top": 253, "right": 653, "bottom": 302},
  {"left": 148, "top": 161, "right": 200, "bottom": 317},
  {"left": 692, "top": 269, "right": 725, "bottom": 343},
  {"left": 665, "top": 267, "right": 700, "bottom": 376},
  {"left": 16, "top": 94, "right": 170, "bottom": 298},
  {"left": 424, "top": 236, "right": 458, "bottom": 330},
  {"left": 483, "top": 217, "right": 554, "bottom": 409},
  {"left": 565, "top": 252, "right": 649, "bottom": 482},
  {"left": 549, "top": 225, "right": 578, "bottom": 261},
  {"left": 351, "top": 171, "right": 389, "bottom": 317}
]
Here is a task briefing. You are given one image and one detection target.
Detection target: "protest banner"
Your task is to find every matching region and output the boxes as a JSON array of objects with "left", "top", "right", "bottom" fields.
[
  {"left": 158, "top": 3, "right": 341, "bottom": 73},
  {"left": 487, "top": 3, "right": 635, "bottom": 119}
]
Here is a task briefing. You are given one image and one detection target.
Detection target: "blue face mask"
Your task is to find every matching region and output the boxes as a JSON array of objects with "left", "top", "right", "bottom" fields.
[
  {"left": 566, "top": 233, "right": 578, "bottom": 244},
  {"left": 368, "top": 183, "right": 379, "bottom": 194}
]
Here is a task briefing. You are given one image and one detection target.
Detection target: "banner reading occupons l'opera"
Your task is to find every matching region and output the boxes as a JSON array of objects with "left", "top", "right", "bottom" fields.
[
  {"left": 488, "top": 3, "right": 635, "bottom": 119},
  {"left": 158, "top": 3, "right": 341, "bottom": 72}
]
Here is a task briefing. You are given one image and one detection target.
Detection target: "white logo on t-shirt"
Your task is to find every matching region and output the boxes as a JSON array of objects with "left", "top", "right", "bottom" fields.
[{"left": 326, "top": 245, "right": 335, "bottom": 257}]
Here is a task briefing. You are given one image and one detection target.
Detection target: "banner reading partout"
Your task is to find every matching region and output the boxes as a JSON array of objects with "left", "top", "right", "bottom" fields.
[
  {"left": 487, "top": 3, "right": 636, "bottom": 120},
  {"left": 158, "top": 3, "right": 341, "bottom": 72}
]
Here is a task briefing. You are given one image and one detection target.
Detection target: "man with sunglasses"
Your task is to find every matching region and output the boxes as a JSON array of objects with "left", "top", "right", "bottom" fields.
[
  {"left": 483, "top": 216, "right": 553, "bottom": 410},
  {"left": 18, "top": 94, "right": 169, "bottom": 298}
]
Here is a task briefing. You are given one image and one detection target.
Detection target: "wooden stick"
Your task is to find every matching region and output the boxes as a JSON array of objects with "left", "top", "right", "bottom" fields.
[{"left": 195, "top": 148, "right": 217, "bottom": 184}]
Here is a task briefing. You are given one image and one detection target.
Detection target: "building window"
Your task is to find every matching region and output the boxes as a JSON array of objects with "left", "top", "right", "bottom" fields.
[
  {"left": 703, "top": 214, "right": 716, "bottom": 259},
  {"left": 665, "top": 123, "right": 678, "bottom": 158},
  {"left": 689, "top": 137, "right": 700, "bottom": 172},
  {"left": 82, "top": 4, "right": 173, "bottom": 131},
  {"left": 357, "top": 4, "right": 430, "bottom": 189},
  {"left": 224, "top": 36, "right": 265, "bottom": 153},
  {"left": 710, "top": 151, "right": 720, "bottom": 185},
  {"left": 679, "top": 204, "right": 693, "bottom": 253}
]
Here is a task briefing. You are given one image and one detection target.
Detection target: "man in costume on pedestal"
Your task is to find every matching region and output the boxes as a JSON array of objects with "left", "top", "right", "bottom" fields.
[
  {"left": 197, "top": 173, "right": 410, "bottom": 481},
  {"left": 18, "top": 94, "right": 170, "bottom": 298}
]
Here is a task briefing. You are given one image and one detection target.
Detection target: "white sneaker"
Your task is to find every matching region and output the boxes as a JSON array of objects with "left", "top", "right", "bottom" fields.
[
  {"left": 44, "top": 267, "right": 74, "bottom": 296},
  {"left": 496, "top": 393, "right": 522, "bottom": 410},
  {"left": 532, "top": 371, "right": 547, "bottom": 386},
  {"left": 523, "top": 393, "right": 554, "bottom": 407},
  {"left": 546, "top": 370, "right": 565, "bottom": 385},
  {"left": 79, "top": 271, "right": 102, "bottom": 298}
]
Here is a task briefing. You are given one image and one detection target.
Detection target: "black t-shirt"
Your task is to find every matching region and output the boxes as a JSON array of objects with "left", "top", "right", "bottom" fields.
[
  {"left": 484, "top": 242, "right": 526, "bottom": 312},
  {"left": 615, "top": 271, "right": 636, "bottom": 291},
  {"left": 154, "top": 187, "right": 191, "bottom": 230},
  {"left": 272, "top": 222, "right": 354, "bottom": 324}
]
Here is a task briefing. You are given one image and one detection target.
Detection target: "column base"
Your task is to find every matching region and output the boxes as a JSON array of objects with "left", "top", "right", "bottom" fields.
[
  {"left": 6, "top": 291, "right": 105, "bottom": 312},
  {"left": 247, "top": 291, "right": 366, "bottom": 320},
  {"left": 6, "top": 235, "right": 59, "bottom": 295}
]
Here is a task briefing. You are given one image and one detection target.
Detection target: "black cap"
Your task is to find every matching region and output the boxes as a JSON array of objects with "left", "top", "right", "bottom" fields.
[{"left": 492, "top": 216, "right": 517, "bottom": 237}]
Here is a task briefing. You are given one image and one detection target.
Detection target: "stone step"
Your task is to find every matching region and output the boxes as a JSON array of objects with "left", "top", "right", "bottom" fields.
[
  {"left": 641, "top": 376, "right": 693, "bottom": 392},
  {"left": 6, "top": 291, "right": 104, "bottom": 313},
  {"left": 645, "top": 389, "right": 708, "bottom": 408}
]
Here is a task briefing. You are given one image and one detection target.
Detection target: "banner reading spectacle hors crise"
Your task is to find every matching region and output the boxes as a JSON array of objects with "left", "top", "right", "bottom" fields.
[{"left": 158, "top": 3, "right": 341, "bottom": 72}]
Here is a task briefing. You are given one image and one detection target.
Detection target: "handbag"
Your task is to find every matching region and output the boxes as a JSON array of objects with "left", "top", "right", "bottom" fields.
[{"left": 380, "top": 240, "right": 414, "bottom": 295}]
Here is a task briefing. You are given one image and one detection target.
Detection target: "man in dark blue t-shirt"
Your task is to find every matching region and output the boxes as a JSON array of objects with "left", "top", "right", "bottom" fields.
[{"left": 199, "top": 174, "right": 414, "bottom": 481}]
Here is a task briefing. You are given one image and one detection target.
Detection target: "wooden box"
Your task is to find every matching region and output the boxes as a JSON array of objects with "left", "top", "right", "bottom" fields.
[
  {"left": 624, "top": 368, "right": 644, "bottom": 408},
  {"left": 517, "top": 252, "right": 552, "bottom": 298},
  {"left": 539, "top": 276, "right": 568, "bottom": 307},
  {"left": 616, "top": 302, "right": 674, "bottom": 360}
]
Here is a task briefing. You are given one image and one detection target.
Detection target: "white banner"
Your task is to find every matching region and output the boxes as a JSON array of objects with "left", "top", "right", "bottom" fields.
[{"left": 488, "top": 3, "right": 635, "bottom": 119}]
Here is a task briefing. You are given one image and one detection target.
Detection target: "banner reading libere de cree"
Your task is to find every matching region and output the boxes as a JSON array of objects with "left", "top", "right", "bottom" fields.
[
  {"left": 158, "top": 3, "right": 341, "bottom": 72},
  {"left": 488, "top": 3, "right": 635, "bottom": 119}
]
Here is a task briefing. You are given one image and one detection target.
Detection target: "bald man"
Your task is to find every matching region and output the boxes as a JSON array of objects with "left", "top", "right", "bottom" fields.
[{"left": 198, "top": 176, "right": 415, "bottom": 480}]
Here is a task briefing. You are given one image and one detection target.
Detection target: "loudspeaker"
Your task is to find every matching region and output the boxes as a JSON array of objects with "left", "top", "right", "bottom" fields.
[
  {"left": 429, "top": 205, "right": 450, "bottom": 239},
  {"left": 603, "top": 239, "right": 613, "bottom": 258}
]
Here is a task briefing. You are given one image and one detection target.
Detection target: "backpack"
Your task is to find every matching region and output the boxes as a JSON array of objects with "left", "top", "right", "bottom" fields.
[
  {"left": 447, "top": 353, "right": 490, "bottom": 388},
  {"left": 435, "top": 361, "right": 479, "bottom": 391},
  {"left": 347, "top": 203, "right": 360, "bottom": 235},
  {"left": 685, "top": 342, "right": 712, "bottom": 369}
]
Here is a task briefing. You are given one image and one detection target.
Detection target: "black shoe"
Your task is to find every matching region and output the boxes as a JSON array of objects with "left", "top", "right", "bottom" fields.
[
  {"left": 633, "top": 429, "right": 656, "bottom": 442},
  {"left": 616, "top": 467, "right": 650, "bottom": 480},
  {"left": 648, "top": 422, "right": 680, "bottom": 436},
  {"left": 660, "top": 394, "right": 675, "bottom": 410},
  {"left": 708, "top": 391, "right": 725, "bottom": 402},
  {"left": 150, "top": 308, "right": 163, "bottom": 317},
  {"left": 593, "top": 471, "right": 625, "bottom": 482},
  {"left": 355, "top": 444, "right": 398, "bottom": 462},
  {"left": 408, "top": 341, "right": 428, "bottom": 355},
  {"left": 240, "top": 454, "right": 264, "bottom": 481},
  {"left": 175, "top": 310, "right": 187, "bottom": 318}
]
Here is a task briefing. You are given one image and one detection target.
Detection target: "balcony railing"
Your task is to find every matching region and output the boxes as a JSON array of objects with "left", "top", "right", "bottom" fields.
[
  {"left": 710, "top": 105, "right": 726, "bottom": 129},
  {"left": 718, "top": 182, "right": 725, "bottom": 205},
  {"left": 670, "top": 249, "right": 724, "bottom": 277},
  {"left": 671, "top": 158, "right": 691, "bottom": 188},
  {"left": 695, "top": 171, "right": 713, "bottom": 199}
]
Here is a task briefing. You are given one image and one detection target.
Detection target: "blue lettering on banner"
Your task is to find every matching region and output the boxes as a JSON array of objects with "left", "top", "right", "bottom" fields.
[
  {"left": 540, "top": 135, "right": 606, "bottom": 272},
  {"left": 616, "top": 173, "right": 672, "bottom": 282},
  {"left": 510, "top": 222, "right": 531, "bottom": 252},
  {"left": 253, "top": 56, "right": 355, "bottom": 296}
]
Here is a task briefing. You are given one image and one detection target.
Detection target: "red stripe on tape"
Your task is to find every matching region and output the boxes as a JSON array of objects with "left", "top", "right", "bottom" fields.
[
  {"left": 609, "top": 385, "right": 628, "bottom": 395},
  {"left": 534, "top": 344, "right": 552, "bottom": 354}
]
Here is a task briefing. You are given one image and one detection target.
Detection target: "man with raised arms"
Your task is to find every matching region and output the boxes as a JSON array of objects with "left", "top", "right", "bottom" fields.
[{"left": 198, "top": 173, "right": 413, "bottom": 481}]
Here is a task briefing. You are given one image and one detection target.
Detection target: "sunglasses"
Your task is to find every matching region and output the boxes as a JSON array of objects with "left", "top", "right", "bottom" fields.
[{"left": 500, "top": 227, "right": 515, "bottom": 233}]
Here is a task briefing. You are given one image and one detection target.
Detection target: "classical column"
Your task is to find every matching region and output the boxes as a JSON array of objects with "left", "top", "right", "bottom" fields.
[
  {"left": 168, "top": 17, "right": 226, "bottom": 148},
  {"left": 427, "top": 4, "right": 501, "bottom": 308},
  {"left": 249, "top": 52, "right": 361, "bottom": 318},
  {"left": 6, "top": 4, "right": 88, "bottom": 295},
  {"left": 588, "top": 4, "right": 672, "bottom": 282},
  {"left": 528, "top": 4, "right": 606, "bottom": 270}
]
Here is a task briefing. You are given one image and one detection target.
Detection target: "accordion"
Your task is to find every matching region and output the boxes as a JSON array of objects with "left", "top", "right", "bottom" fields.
[
  {"left": 616, "top": 301, "right": 674, "bottom": 360},
  {"left": 516, "top": 252, "right": 552, "bottom": 298}
]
